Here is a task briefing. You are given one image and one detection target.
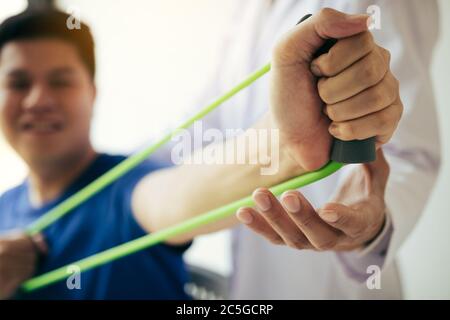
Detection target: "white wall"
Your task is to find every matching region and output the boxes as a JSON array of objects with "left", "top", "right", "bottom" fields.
[
  {"left": 0, "top": 0, "right": 236, "bottom": 275},
  {"left": 0, "top": 0, "right": 449, "bottom": 298}
]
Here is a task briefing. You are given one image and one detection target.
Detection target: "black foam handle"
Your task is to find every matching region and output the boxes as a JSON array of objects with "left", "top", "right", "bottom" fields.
[{"left": 298, "top": 14, "right": 376, "bottom": 163}]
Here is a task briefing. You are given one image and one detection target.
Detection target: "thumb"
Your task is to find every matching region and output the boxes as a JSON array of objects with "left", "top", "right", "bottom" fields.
[
  {"left": 273, "top": 8, "right": 370, "bottom": 66},
  {"left": 31, "top": 233, "right": 48, "bottom": 255},
  {"left": 318, "top": 202, "right": 365, "bottom": 238}
]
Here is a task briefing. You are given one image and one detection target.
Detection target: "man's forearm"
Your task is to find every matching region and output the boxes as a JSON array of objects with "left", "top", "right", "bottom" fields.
[{"left": 132, "top": 115, "right": 305, "bottom": 243}]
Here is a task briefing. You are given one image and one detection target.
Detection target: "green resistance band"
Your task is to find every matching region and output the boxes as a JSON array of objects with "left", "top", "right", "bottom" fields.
[
  {"left": 19, "top": 13, "right": 376, "bottom": 294},
  {"left": 20, "top": 61, "right": 344, "bottom": 293},
  {"left": 24, "top": 63, "right": 271, "bottom": 237},
  {"left": 22, "top": 161, "right": 343, "bottom": 292}
]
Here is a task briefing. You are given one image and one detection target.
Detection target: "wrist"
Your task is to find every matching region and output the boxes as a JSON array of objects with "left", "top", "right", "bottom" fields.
[
  {"left": 254, "top": 113, "right": 305, "bottom": 179},
  {"left": 279, "top": 142, "right": 306, "bottom": 179}
]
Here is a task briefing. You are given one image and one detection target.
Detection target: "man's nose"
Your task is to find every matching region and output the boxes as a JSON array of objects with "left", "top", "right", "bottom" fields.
[{"left": 22, "top": 84, "right": 56, "bottom": 113}]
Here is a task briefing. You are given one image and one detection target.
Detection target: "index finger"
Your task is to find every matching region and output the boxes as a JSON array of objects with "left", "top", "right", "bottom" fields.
[
  {"left": 311, "top": 31, "right": 375, "bottom": 77},
  {"left": 281, "top": 191, "right": 342, "bottom": 251}
]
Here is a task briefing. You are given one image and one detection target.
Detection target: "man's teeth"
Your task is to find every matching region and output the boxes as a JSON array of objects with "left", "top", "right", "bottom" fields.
[{"left": 26, "top": 123, "right": 60, "bottom": 131}]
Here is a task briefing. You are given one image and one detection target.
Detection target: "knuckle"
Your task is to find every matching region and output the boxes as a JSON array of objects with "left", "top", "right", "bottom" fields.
[
  {"left": 269, "top": 236, "right": 285, "bottom": 246},
  {"left": 362, "top": 61, "right": 382, "bottom": 86},
  {"left": 326, "top": 105, "right": 339, "bottom": 121},
  {"left": 348, "top": 219, "right": 366, "bottom": 239},
  {"left": 319, "top": 55, "right": 334, "bottom": 76},
  {"left": 350, "top": 228, "right": 365, "bottom": 239},
  {"left": 382, "top": 47, "right": 391, "bottom": 64},
  {"left": 370, "top": 86, "right": 386, "bottom": 108},
  {"left": 319, "top": 7, "right": 335, "bottom": 19},
  {"left": 339, "top": 122, "right": 356, "bottom": 140},
  {"left": 350, "top": 222, "right": 367, "bottom": 239},
  {"left": 392, "top": 103, "right": 403, "bottom": 123},
  {"left": 316, "top": 8, "right": 341, "bottom": 37},
  {"left": 387, "top": 79, "right": 399, "bottom": 103},
  {"left": 377, "top": 134, "right": 392, "bottom": 146},
  {"left": 333, "top": 211, "right": 349, "bottom": 227},
  {"left": 287, "top": 237, "right": 307, "bottom": 250},
  {"left": 298, "top": 214, "right": 315, "bottom": 229},
  {"left": 394, "top": 77, "right": 400, "bottom": 91},
  {"left": 397, "top": 102, "right": 404, "bottom": 119},
  {"left": 266, "top": 211, "right": 284, "bottom": 224},
  {"left": 361, "top": 32, "right": 375, "bottom": 50},
  {"left": 376, "top": 74, "right": 398, "bottom": 108},
  {"left": 318, "top": 79, "right": 333, "bottom": 104},
  {"left": 316, "top": 238, "right": 338, "bottom": 251},
  {"left": 375, "top": 111, "right": 392, "bottom": 132}
]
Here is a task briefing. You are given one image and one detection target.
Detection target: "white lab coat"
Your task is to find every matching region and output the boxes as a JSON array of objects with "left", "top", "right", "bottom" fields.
[{"left": 153, "top": 0, "right": 441, "bottom": 299}]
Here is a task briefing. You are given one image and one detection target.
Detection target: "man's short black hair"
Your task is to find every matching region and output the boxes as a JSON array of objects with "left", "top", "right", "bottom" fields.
[{"left": 0, "top": 9, "right": 95, "bottom": 79}]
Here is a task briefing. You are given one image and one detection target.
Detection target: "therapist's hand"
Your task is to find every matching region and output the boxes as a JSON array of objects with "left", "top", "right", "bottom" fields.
[
  {"left": 236, "top": 149, "right": 389, "bottom": 251},
  {"left": 0, "top": 232, "right": 47, "bottom": 299},
  {"left": 271, "top": 8, "right": 403, "bottom": 171}
]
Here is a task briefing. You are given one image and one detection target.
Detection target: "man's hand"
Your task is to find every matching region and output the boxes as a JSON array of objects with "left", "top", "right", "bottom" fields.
[
  {"left": 270, "top": 8, "right": 403, "bottom": 171},
  {"left": 236, "top": 149, "right": 389, "bottom": 251},
  {"left": 0, "top": 232, "right": 47, "bottom": 299}
]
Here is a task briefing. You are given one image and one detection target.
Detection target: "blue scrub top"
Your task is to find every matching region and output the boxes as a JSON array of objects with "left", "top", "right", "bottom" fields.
[{"left": 0, "top": 154, "right": 191, "bottom": 300}]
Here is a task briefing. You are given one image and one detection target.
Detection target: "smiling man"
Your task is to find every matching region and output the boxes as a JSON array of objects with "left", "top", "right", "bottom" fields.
[
  {"left": 1, "top": 37, "right": 97, "bottom": 204},
  {"left": 0, "top": 8, "right": 402, "bottom": 299}
]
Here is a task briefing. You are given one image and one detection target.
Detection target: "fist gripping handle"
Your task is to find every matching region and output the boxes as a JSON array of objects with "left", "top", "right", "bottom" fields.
[{"left": 299, "top": 14, "right": 376, "bottom": 163}]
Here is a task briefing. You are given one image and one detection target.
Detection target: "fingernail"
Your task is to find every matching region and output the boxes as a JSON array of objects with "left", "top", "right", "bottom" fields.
[
  {"left": 237, "top": 209, "right": 253, "bottom": 224},
  {"left": 348, "top": 13, "right": 370, "bottom": 23},
  {"left": 320, "top": 210, "right": 338, "bottom": 222},
  {"left": 282, "top": 194, "right": 301, "bottom": 213},
  {"left": 254, "top": 192, "right": 272, "bottom": 211},
  {"left": 366, "top": 15, "right": 374, "bottom": 29},
  {"left": 329, "top": 123, "right": 339, "bottom": 136},
  {"left": 310, "top": 63, "right": 322, "bottom": 77}
]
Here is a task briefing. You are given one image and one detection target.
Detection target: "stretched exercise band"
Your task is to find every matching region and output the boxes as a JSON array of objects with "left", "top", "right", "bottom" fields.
[
  {"left": 24, "top": 63, "right": 271, "bottom": 237},
  {"left": 19, "top": 60, "right": 343, "bottom": 292},
  {"left": 22, "top": 161, "right": 343, "bottom": 292},
  {"left": 20, "top": 14, "right": 369, "bottom": 293}
]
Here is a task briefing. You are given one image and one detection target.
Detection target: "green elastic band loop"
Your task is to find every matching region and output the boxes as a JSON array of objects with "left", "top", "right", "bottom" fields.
[{"left": 21, "top": 161, "right": 343, "bottom": 292}]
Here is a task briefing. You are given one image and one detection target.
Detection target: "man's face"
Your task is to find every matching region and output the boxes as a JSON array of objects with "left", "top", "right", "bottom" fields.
[{"left": 0, "top": 38, "right": 96, "bottom": 166}]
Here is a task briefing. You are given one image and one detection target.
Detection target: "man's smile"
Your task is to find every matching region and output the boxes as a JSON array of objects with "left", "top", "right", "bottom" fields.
[{"left": 19, "top": 118, "right": 64, "bottom": 136}]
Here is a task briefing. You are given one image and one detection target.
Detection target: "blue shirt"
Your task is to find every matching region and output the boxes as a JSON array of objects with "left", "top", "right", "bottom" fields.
[{"left": 0, "top": 154, "right": 191, "bottom": 300}]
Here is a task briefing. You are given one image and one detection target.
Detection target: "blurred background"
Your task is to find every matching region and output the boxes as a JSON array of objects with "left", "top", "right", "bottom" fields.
[{"left": 0, "top": 0, "right": 449, "bottom": 299}]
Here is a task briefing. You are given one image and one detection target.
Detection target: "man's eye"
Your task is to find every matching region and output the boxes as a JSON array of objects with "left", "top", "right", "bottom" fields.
[
  {"left": 49, "top": 79, "right": 73, "bottom": 88},
  {"left": 8, "top": 80, "right": 31, "bottom": 90}
]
